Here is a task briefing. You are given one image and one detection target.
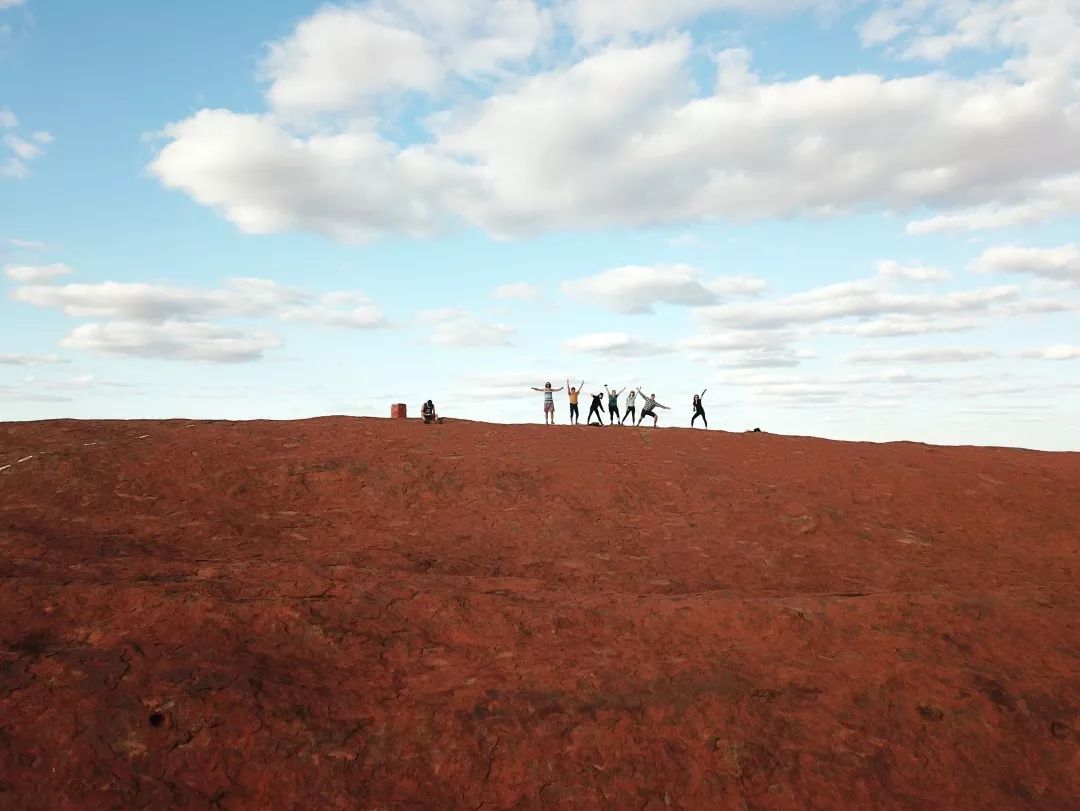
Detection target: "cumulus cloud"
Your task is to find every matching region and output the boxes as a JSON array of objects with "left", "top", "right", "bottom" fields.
[
  {"left": 973, "top": 244, "right": 1080, "bottom": 287},
  {"left": 262, "top": 1, "right": 550, "bottom": 119},
  {"left": 492, "top": 281, "right": 541, "bottom": 301},
  {"left": 825, "top": 315, "right": 982, "bottom": 338},
  {"left": 564, "top": 331, "right": 672, "bottom": 357},
  {"left": 877, "top": 260, "right": 951, "bottom": 283},
  {"left": 1021, "top": 344, "right": 1080, "bottom": 361},
  {"left": 279, "top": 292, "right": 389, "bottom": 329},
  {"left": 561, "top": 264, "right": 757, "bottom": 314},
  {"left": 4, "top": 262, "right": 73, "bottom": 283},
  {"left": 9, "top": 273, "right": 390, "bottom": 362},
  {"left": 0, "top": 108, "right": 51, "bottom": 180},
  {"left": 0, "top": 353, "right": 67, "bottom": 366},
  {"left": 562, "top": 0, "right": 821, "bottom": 42},
  {"left": 699, "top": 279, "right": 1020, "bottom": 330},
  {"left": 706, "top": 348, "right": 815, "bottom": 369},
  {"left": 150, "top": 109, "right": 447, "bottom": 242},
  {"left": 62, "top": 321, "right": 282, "bottom": 363},
  {"left": 907, "top": 176, "right": 1080, "bottom": 234},
  {"left": 455, "top": 371, "right": 553, "bottom": 401},
  {"left": 421, "top": 308, "right": 515, "bottom": 347},
  {"left": 4, "top": 238, "right": 47, "bottom": 251},
  {"left": 149, "top": 5, "right": 1080, "bottom": 241},
  {"left": 848, "top": 347, "right": 998, "bottom": 364}
]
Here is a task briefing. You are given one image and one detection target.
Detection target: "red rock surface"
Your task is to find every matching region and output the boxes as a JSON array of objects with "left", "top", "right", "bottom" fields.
[{"left": 1, "top": 417, "right": 1078, "bottom": 809}]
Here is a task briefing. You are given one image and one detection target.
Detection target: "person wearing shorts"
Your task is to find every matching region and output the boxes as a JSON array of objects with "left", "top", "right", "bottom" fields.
[
  {"left": 531, "top": 381, "right": 564, "bottom": 425},
  {"left": 621, "top": 389, "right": 637, "bottom": 425},
  {"left": 636, "top": 389, "right": 670, "bottom": 427},
  {"left": 566, "top": 379, "right": 584, "bottom": 425}
]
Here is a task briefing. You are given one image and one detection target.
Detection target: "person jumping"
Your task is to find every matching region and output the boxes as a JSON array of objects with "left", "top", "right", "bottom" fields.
[
  {"left": 621, "top": 388, "right": 637, "bottom": 425},
  {"left": 636, "top": 388, "right": 670, "bottom": 427},
  {"left": 587, "top": 390, "right": 605, "bottom": 425},
  {"left": 605, "top": 385, "right": 625, "bottom": 425},
  {"left": 566, "top": 379, "right": 584, "bottom": 425},
  {"left": 531, "top": 381, "right": 564, "bottom": 425},
  {"left": 692, "top": 389, "right": 708, "bottom": 428}
]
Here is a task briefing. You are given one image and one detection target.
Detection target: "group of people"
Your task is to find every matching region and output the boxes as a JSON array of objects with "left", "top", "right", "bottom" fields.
[{"left": 530, "top": 381, "right": 709, "bottom": 428}]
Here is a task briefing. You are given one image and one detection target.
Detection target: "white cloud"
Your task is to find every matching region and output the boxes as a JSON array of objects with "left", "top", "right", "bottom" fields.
[
  {"left": 562, "top": 264, "right": 754, "bottom": 314},
  {"left": 279, "top": 292, "right": 389, "bottom": 329},
  {"left": 907, "top": 176, "right": 1080, "bottom": 234},
  {"left": 0, "top": 353, "right": 67, "bottom": 366},
  {"left": 261, "top": 1, "right": 550, "bottom": 118},
  {"left": 455, "top": 371, "right": 552, "bottom": 401},
  {"left": 563, "top": 0, "right": 821, "bottom": 42},
  {"left": 152, "top": 23, "right": 1080, "bottom": 241},
  {"left": 862, "top": 0, "right": 1080, "bottom": 77},
  {"left": 0, "top": 157, "right": 27, "bottom": 179},
  {"left": 699, "top": 279, "right": 1020, "bottom": 330},
  {"left": 0, "top": 1, "right": 26, "bottom": 10},
  {"left": 5, "top": 238, "right": 47, "bottom": 251},
  {"left": 848, "top": 347, "right": 998, "bottom": 364},
  {"left": 1021, "top": 344, "right": 1080, "bottom": 361},
  {"left": 877, "top": 260, "right": 951, "bottom": 283},
  {"left": 492, "top": 281, "right": 541, "bottom": 301},
  {"left": 9, "top": 273, "right": 390, "bottom": 362},
  {"left": 421, "top": 308, "right": 514, "bottom": 347},
  {"left": 262, "top": 8, "right": 442, "bottom": 116},
  {"left": 1, "top": 110, "right": 51, "bottom": 179},
  {"left": 564, "top": 331, "right": 671, "bottom": 357},
  {"left": 150, "top": 109, "right": 446, "bottom": 242},
  {"left": 826, "top": 315, "right": 982, "bottom": 338},
  {"left": 4, "top": 262, "right": 73, "bottom": 283},
  {"left": 62, "top": 321, "right": 282, "bottom": 363},
  {"left": 4, "top": 133, "right": 41, "bottom": 160},
  {"left": 973, "top": 244, "right": 1080, "bottom": 287},
  {"left": 706, "top": 347, "right": 815, "bottom": 368}
]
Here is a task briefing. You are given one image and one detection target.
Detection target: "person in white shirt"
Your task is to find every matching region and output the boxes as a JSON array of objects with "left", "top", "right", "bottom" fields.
[{"left": 621, "top": 389, "right": 637, "bottom": 425}]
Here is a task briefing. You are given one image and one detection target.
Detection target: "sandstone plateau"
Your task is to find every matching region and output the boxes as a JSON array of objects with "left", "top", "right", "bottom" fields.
[{"left": 1, "top": 418, "right": 1078, "bottom": 809}]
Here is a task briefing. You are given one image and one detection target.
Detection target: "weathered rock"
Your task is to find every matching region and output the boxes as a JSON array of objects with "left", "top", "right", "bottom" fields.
[{"left": 1, "top": 417, "right": 1078, "bottom": 809}]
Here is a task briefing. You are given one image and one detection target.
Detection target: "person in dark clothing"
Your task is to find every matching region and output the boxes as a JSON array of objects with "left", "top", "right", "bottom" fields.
[
  {"left": 566, "top": 379, "right": 584, "bottom": 425},
  {"left": 605, "top": 385, "right": 625, "bottom": 425},
  {"left": 421, "top": 400, "right": 441, "bottom": 424},
  {"left": 587, "top": 392, "right": 605, "bottom": 425},
  {"left": 691, "top": 389, "right": 708, "bottom": 428}
]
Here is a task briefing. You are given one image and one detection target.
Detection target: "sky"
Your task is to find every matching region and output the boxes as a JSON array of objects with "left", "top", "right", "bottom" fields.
[{"left": 1, "top": 0, "right": 1078, "bottom": 450}]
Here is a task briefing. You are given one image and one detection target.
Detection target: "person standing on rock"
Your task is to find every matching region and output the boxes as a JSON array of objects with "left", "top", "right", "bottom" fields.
[
  {"left": 605, "top": 385, "right": 625, "bottom": 425},
  {"left": 691, "top": 389, "right": 708, "bottom": 428},
  {"left": 636, "top": 389, "right": 670, "bottom": 427},
  {"left": 621, "top": 388, "right": 638, "bottom": 425},
  {"left": 531, "top": 382, "right": 564, "bottom": 425},
  {"left": 587, "top": 391, "right": 606, "bottom": 425},
  {"left": 566, "top": 379, "right": 584, "bottom": 425}
]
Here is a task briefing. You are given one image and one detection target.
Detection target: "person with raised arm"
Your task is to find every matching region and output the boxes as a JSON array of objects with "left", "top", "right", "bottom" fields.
[
  {"left": 636, "top": 388, "right": 670, "bottom": 427},
  {"left": 566, "top": 379, "right": 584, "bottom": 425},
  {"left": 587, "top": 389, "right": 606, "bottom": 425},
  {"left": 605, "top": 385, "right": 626, "bottom": 425},
  {"left": 531, "top": 381, "right": 564, "bottom": 425},
  {"left": 621, "top": 388, "right": 638, "bottom": 425},
  {"left": 691, "top": 388, "right": 708, "bottom": 428}
]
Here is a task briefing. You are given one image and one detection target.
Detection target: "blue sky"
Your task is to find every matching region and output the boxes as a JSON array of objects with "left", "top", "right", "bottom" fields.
[{"left": 2, "top": 0, "right": 1078, "bottom": 449}]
